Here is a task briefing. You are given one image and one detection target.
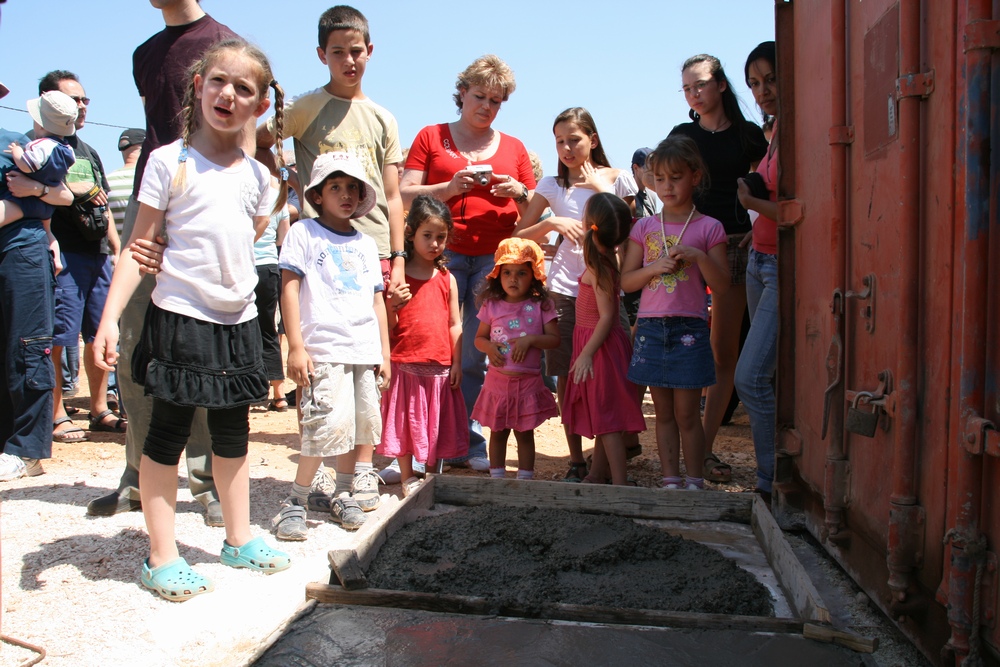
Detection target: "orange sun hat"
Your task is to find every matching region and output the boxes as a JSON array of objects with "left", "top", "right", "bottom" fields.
[{"left": 486, "top": 237, "right": 547, "bottom": 282}]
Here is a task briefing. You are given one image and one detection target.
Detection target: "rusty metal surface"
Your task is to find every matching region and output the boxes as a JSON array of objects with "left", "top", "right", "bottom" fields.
[{"left": 781, "top": 0, "right": 999, "bottom": 664}]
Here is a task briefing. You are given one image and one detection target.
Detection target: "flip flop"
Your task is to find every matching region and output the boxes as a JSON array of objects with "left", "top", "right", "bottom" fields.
[
  {"left": 141, "top": 557, "right": 214, "bottom": 602},
  {"left": 704, "top": 454, "right": 732, "bottom": 483},
  {"left": 63, "top": 402, "right": 80, "bottom": 416},
  {"left": 89, "top": 409, "right": 127, "bottom": 433},
  {"left": 53, "top": 416, "right": 88, "bottom": 443}
]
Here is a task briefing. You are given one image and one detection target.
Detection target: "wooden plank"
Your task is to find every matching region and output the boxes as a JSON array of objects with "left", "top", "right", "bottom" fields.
[
  {"left": 305, "top": 584, "right": 805, "bottom": 634},
  {"left": 751, "top": 496, "right": 832, "bottom": 623},
  {"left": 327, "top": 549, "right": 366, "bottom": 589},
  {"left": 346, "top": 475, "right": 437, "bottom": 575},
  {"left": 803, "top": 623, "right": 879, "bottom": 653},
  {"left": 433, "top": 476, "right": 753, "bottom": 523}
]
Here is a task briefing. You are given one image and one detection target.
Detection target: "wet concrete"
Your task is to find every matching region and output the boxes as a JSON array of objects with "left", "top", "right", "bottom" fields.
[
  {"left": 366, "top": 505, "right": 774, "bottom": 617},
  {"left": 254, "top": 605, "right": 876, "bottom": 666}
]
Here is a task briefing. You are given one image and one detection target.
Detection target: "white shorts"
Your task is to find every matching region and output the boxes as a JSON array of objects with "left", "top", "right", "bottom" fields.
[{"left": 299, "top": 362, "right": 381, "bottom": 458}]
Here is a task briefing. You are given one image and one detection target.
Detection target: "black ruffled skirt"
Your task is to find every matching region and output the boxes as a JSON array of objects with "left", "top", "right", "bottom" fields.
[{"left": 132, "top": 303, "right": 268, "bottom": 408}]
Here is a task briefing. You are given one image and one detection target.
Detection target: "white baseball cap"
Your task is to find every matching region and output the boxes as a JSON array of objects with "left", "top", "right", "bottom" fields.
[
  {"left": 304, "top": 151, "right": 377, "bottom": 219},
  {"left": 27, "top": 90, "right": 78, "bottom": 137}
]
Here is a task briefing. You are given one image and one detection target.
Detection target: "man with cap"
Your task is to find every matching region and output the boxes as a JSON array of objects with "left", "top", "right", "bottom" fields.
[
  {"left": 106, "top": 128, "right": 144, "bottom": 239},
  {"left": 0, "top": 81, "right": 74, "bottom": 481},
  {"left": 631, "top": 147, "right": 660, "bottom": 219}
]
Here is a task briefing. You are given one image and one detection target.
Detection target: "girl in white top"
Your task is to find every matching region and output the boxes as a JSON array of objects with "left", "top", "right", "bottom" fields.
[
  {"left": 93, "top": 39, "right": 292, "bottom": 602},
  {"left": 514, "top": 107, "right": 636, "bottom": 481}
]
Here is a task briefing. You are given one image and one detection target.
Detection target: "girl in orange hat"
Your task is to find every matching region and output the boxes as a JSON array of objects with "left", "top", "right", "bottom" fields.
[{"left": 470, "top": 237, "right": 559, "bottom": 480}]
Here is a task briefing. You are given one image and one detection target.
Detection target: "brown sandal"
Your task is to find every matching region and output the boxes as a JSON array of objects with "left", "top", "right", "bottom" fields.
[
  {"left": 89, "top": 409, "right": 127, "bottom": 433},
  {"left": 704, "top": 454, "right": 732, "bottom": 483},
  {"left": 53, "top": 416, "right": 88, "bottom": 443}
]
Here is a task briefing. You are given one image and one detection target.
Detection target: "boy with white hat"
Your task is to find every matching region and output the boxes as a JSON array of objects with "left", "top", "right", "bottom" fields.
[
  {"left": 272, "top": 152, "right": 390, "bottom": 537},
  {"left": 1, "top": 90, "right": 77, "bottom": 227}
]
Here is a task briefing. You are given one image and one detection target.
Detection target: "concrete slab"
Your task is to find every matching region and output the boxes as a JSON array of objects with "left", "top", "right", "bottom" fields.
[{"left": 253, "top": 605, "right": 877, "bottom": 666}]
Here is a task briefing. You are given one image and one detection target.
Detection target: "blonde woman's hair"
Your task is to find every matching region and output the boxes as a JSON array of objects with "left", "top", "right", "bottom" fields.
[
  {"left": 174, "top": 38, "right": 288, "bottom": 215},
  {"left": 453, "top": 55, "right": 516, "bottom": 109}
]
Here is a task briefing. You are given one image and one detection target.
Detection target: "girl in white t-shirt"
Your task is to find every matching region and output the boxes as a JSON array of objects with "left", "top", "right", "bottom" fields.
[
  {"left": 621, "top": 136, "right": 730, "bottom": 491},
  {"left": 514, "top": 107, "right": 636, "bottom": 482},
  {"left": 93, "top": 39, "right": 292, "bottom": 601}
]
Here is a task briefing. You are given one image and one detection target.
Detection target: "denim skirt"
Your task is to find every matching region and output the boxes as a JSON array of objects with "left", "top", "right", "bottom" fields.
[{"left": 628, "top": 316, "right": 715, "bottom": 389}]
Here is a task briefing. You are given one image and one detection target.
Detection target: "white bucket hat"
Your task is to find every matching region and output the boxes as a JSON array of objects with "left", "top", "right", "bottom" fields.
[
  {"left": 27, "top": 90, "right": 77, "bottom": 137},
  {"left": 304, "top": 151, "right": 376, "bottom": 219}
]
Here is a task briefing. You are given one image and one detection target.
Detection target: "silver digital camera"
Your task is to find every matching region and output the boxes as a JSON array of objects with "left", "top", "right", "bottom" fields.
[{"left": 468, "top": 164, "right": 493, "bottom": 186}]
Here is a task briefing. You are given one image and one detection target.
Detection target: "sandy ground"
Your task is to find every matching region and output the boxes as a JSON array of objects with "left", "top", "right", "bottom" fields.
[{"left": 0, "top": 364, "right": 928, "bottom": 666}]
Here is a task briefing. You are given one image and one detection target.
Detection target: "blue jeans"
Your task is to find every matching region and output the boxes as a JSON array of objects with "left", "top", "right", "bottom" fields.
[
  {"left": 0, "top": 233, "right": 55, "bottom": 459},
  {"left": 61, "top": 343, "right": 79, "bottom": 393},
  {"left": 735, "top": 249, "right": 778, "bottom": 493},
  {"left": 444, "top": 249, "right": 492, "bottom": 460}
]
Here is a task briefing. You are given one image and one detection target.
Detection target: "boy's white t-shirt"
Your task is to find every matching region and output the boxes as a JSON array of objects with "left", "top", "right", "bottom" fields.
[
  {"left": 278, "top": 218, "right": 384, "bottom": 365},
  {"left": 538, "top": 170, "right": 637, "bottom": 298},
  {"left": 138, "top": 140, "right": 270, "bottom": 325}
]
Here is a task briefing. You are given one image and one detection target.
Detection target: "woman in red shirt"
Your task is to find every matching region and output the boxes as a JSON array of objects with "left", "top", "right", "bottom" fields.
[
  {"left": 400, "top": 55, "right": 536, "bottom": 471},
  {"left": 735, "top": 41, "right": 779, "bottom": 504}
]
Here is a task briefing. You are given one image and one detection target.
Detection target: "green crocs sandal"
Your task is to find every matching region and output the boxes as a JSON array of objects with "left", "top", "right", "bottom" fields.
[
  {"left": 141, "top": 557, "right": 214, "bottom": 602},
  {"left": 220, "top": 536, "right": 291, "bottom": 573}
]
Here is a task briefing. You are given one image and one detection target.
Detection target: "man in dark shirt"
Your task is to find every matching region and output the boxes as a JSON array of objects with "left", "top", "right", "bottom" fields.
[
  {"left": 87, "top": 0, "right": 241, "bottom": 522},
  {"left": 39, "top": 71, "right": 126, "bottom": 446}
]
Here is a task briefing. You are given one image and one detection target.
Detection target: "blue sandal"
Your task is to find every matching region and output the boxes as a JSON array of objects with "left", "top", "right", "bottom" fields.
[
  {"left": 141, "top": 557, "right": 214, "bottom": 602},
  {"left": 220, "top": 536, "right": 291, "bottom": 573}
]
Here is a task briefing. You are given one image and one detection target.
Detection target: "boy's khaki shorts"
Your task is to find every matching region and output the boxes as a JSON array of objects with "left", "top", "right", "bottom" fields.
[{"left": 299, "top": 362, "right": 381, "bottom": 458}]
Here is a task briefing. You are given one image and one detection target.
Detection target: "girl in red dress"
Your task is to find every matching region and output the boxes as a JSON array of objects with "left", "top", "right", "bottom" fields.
[{"left": 562, "top": 193, "right": 646, "bottom": 485}]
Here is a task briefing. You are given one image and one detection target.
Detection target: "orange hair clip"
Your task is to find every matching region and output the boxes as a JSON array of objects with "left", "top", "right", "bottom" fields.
[{"left": 590, "top": 224, "right": 599, "bottom": 231}]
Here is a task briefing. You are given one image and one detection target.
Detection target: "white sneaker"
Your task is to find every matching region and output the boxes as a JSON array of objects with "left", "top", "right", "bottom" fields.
[
  {"left": 379, "top": 459, "right": 426, "bottom": 485},
  {"left": 311, "top": 465, "right": 336, "bottom": 495},
  {"left": 378, "top": 459, "right": 402, "bottom": 485},
  {"left": 467, "top": 456, "right": 490, "bottom": 472},
  {"left": 21, "top": 458, "right": 44, "bottom": 477},
  {"left": 351, "top": 469, "right": 383, "bottom": 512},
  {"left": 0, "top": 453, "right": 26, "bottom": 481}
]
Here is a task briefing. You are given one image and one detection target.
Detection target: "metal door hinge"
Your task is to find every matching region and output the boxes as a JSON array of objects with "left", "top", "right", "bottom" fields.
[
  {"left": 964, "top": 20, "right": 1000, "bottom": 52},
  {"left": 895, "top": 71, "right": 935, "bottom": 100}
]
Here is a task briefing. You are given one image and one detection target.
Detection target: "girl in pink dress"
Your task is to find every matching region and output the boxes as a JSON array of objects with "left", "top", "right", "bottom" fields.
[
  {"left": 471, "top": 238, "right": 559, "bottom": 480},
  {"left": 379, "top": 196, "right": 469, "bottom": 496},
  {"left": 562, "top": 193, "right": 647, "bottom": 485}
]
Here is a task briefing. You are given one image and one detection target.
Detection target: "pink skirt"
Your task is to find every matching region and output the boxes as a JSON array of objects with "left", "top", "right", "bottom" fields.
[
  {"left": 379, "top": 362, "right": 469, "bottom": 464},
  {"left": 563, "top": 324, "right": 646, "bottom": 438},
  {"left": 471, "top": 367, "right": 559, "bottom": 432}
]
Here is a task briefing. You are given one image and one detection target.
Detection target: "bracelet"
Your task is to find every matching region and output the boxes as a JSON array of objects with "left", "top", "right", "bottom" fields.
[{"left": 389, "top": 250, "right": 408, "bottom": 260}]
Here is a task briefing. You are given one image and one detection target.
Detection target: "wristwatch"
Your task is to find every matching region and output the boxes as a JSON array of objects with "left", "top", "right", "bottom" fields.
[
  {"left": 389, "top": 250, "right": 408, "bottom": 260},
  {"left": 41, "top": 185, "right": 50, "bottom": 197},
  {"left": 515, "top": 184, "right": 529, "bottom": 203}
]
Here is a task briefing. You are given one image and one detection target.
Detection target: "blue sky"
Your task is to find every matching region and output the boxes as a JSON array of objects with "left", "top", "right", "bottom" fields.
[{"left": 0, "top": 1, "right": 774, "bottom": 177}]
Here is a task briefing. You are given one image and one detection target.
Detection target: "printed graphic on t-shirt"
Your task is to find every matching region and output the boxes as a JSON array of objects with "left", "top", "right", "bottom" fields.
[
  {"left": 643, "top": 231, "right": 691, "bottom": 293},
  {"left": 316, "top": 243, "right": 369, "bottom": 294},
  {"left": 490, "top": 301, "right": 542, "bottom": 356}
]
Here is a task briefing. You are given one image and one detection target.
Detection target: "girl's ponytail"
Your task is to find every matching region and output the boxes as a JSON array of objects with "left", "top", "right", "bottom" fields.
[
  {"left": 583, "top": 193, "right": 631, "bottom": 295},
  {"left": 269, "top": 79, "right": 288, "bottom": 215},
  {"left": 171, "top": 54, "right": 205, "bottom": 193}
]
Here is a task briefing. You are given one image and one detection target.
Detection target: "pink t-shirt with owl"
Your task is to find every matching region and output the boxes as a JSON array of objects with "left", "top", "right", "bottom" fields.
[
  {"left": 477, "top": 297, "right": 558, "bottom": 374},
  {"left": 629, "top": 213, "right": 727, "bottom": 320}
]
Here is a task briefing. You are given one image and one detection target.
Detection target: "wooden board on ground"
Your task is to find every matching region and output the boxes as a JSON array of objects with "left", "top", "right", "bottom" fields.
[{"left": 312, "top": 474, "right": 876, "bottom": 653}]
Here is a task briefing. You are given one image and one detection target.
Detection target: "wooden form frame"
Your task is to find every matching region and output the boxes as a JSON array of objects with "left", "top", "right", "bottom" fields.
[{"left": 305, "top": 475, "right": 876, "bottom": 653}]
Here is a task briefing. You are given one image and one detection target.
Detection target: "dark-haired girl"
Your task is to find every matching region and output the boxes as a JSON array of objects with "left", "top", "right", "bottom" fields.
[{"left": 669, "top": 54, "right": 769, "bottom": 484}]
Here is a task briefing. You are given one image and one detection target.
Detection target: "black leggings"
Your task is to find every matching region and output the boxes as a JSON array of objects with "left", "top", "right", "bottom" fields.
[{"left": 143, "top": 398, "right": 250, "bottom": 465}]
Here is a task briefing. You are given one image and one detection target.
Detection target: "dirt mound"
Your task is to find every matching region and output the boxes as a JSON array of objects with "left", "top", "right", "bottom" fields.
[{"left": 366, "top": 505, "right": 774, "bottom": 617}]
